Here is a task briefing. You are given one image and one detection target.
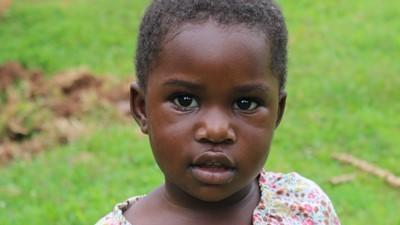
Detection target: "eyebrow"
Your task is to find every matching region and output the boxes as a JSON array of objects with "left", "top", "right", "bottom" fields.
[
  {"left": 162, "top": 79, "right": 270, "bottom": 94},
  {"left": 162, "top": 79, "right": 204, "bottom": 91},
  {"left": 233, "top": 84, "right": 270, "bottom": 94}
]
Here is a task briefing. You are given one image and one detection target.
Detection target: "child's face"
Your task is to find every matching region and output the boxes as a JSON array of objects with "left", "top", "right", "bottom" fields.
[{"left": 131, "top": 22, "right": 286, "bottom": 203}]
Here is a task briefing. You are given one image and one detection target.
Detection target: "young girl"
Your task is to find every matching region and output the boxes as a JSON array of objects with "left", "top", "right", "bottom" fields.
[{"left": 96, "top": 0, "right": 341, "bottom": 224}]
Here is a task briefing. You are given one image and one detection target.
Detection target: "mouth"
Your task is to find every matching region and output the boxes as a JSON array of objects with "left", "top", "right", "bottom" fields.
[{"left": 190, "top": 152, "right": 236, "bottom": 185}]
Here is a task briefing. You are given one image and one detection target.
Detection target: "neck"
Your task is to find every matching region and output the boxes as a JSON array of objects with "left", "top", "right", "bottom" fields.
[{"left": 160, "top": 179, "right": 260, "bottom": 213}]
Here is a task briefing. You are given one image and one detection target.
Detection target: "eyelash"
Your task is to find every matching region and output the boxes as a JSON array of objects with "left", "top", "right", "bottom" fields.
[
  {"left": 233, "top": 97, "right": 263, "bottom": 112},
  {"left": 168, "top": 93, "right": 264, "bottom": 112},
  {"left": 168, "top": 93, "right": 199, "bottom": 112}
]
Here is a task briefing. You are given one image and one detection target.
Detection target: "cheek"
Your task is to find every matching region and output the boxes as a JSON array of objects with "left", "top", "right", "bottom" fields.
[
  {"left": 238, "top": 126, "right": 273, "bottom": 156},
  {"left": 147, "top": 105, "right": 194, "bottom": 169},
  {"left": 148, "top": 104, "right": 194, "bottom": 144},
  {"left": 235, "top": 110, "right": 277, "bottom": 160},
  {"left": 238, "top": 107, "right": 278, "bottom": 138},
  {"left": 148, "top": 130, "right": 184, "bottom": 177}
]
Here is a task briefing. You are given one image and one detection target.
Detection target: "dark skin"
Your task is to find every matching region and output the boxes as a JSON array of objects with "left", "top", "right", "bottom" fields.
[{"left": 127, "top": 21, "right": 286, "bottom": 225}]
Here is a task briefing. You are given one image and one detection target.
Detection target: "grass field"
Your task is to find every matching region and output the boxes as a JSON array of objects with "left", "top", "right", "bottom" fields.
[{"left": 1, "top": 0, "right": 399, "bottom": 224}]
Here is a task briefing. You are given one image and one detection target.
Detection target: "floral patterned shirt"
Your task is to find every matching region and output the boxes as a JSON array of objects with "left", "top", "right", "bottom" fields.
[{"left": 95, "top": 171, "right": 341, "bottom": 225}]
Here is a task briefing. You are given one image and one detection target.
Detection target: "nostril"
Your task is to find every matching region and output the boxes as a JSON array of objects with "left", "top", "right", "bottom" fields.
[
  {"left": 194, "top": 126, "right": 236, "bottom": 145},
  {"left": 197, "top": 137, "right": 234, "bottom": 146},
  {"left": 221, "top": 138, "right": 234, "bottom": 145}
]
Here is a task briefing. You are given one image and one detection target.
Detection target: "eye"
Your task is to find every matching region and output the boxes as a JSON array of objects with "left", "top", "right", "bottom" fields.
[
  {"left": 233, "top": 98, "right": 259, "bottom": 111},
  {"left": 172, "top": 95, "right": 199, "bottom": 110}
]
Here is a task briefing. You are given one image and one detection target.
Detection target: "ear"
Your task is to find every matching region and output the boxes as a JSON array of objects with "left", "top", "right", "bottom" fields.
[
  {"left": 275, "top": 91, "right": 287, "bottom": 128},
  {"left": 130, "top": 82, "right": 148, "bottom": 134}
]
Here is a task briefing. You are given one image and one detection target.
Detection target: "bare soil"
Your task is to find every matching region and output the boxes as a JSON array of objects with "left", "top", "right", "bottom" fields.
[
  {"left": 0, "top": 0, "right": 12, "bottom": 16},
  {"left": 0, "top": 61, "right": 131, "bottom": 165}
]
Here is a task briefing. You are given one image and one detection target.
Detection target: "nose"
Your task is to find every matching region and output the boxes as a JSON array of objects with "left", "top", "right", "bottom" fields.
[{"left": 194, "top": 108, "right": 236, "bottom": 145}]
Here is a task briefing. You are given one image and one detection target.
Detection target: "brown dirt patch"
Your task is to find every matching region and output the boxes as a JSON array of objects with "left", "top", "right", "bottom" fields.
[
  {"left": 0, "top": 0, "right": 12, "bottom": 16},
  {"left": 0, "top": 61, "right": 132, "bottom": 165}
]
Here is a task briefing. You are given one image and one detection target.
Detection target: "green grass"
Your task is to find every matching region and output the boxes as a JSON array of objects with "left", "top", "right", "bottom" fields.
[
  {"left": 1, "top": 0, "right": 400, "bottom": 224},
  {"left": 0, "top": 0, "right": 148, "bottom": 77}
]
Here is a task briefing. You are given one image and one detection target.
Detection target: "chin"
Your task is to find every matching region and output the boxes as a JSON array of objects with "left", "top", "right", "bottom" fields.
[{"left": 188, "top": 186, "right": 239, "bottom": 203}]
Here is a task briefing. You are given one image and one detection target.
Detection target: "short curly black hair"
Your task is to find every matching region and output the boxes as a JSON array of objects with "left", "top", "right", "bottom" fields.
[{"left": 135, "top": 0, "right": 288, "bottom": 90}]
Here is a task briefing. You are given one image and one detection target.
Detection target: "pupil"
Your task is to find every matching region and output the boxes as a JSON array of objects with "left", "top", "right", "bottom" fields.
[
  {"left": 178, "top": 96, "right": 192, "bottom": 107},
  {"left": 238, "top": 99, "right": 251, "bottom": 109}
]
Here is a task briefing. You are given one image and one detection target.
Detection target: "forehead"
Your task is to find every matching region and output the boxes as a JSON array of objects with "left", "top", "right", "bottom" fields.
[
  {"left": 149, "top": 21, "right": 275, "bottom": 86},
  {"left": 165, "top": 21, "right": 269, "bottom": 52}
]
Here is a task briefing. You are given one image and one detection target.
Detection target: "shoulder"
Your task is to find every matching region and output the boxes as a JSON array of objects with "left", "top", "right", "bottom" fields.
[
  {"left": 255, "top": 171, "right": 341, "bottom": 225},
  {"left": 95, "top": 210, "right": 129, "bottom": 225},
  {"left": 260, "top": 171, "right": 328, "bottom": 196},
  {"left": 94, "top": 196, "right": 144, "bottom": 225}
]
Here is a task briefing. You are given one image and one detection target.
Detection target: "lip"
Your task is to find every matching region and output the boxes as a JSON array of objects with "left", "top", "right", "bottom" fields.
[{"left": 190, "top": 152, "right": 236, "bottom": 185}]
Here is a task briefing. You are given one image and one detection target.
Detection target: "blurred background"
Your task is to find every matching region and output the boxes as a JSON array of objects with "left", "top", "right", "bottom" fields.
[{"left": 0, "top": 0, "right": 399, "bottom": 224}]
